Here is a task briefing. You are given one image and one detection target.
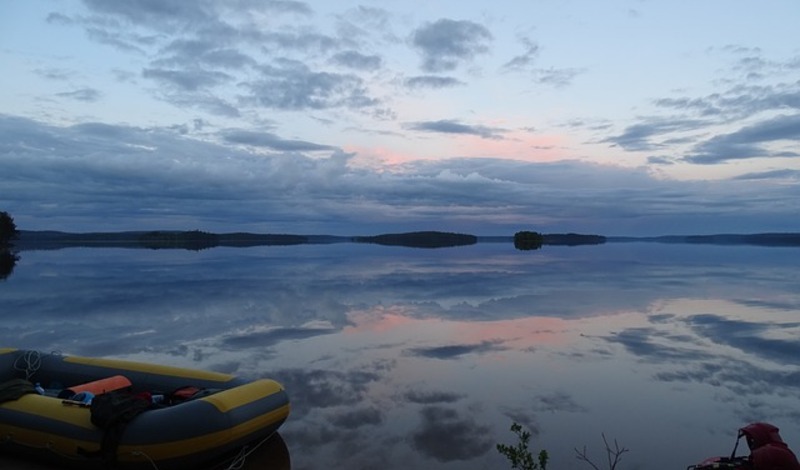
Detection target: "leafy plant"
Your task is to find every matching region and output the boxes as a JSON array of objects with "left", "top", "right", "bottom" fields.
[
  {"left": 498, "top": 421, "right": 630, "bottom": 470},
  {"left": 497, "top": 422, "right": 549, "bottom": 470}
]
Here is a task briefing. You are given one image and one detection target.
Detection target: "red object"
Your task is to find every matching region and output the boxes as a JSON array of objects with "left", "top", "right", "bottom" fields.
[
  {"left": 740, "top": 422, "right": 800, "bottom": 470},
  {"left": 57, "top": 375, "right": 132, "bottom": 398}
]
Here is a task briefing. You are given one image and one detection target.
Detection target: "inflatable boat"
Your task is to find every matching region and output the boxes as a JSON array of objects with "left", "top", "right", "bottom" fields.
[{"left": 0, "top": 348, "right": 290, "bottom": 469}]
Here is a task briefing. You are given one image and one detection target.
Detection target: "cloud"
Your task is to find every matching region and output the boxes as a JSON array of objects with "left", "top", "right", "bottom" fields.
[
  {"left": 142, "top": 67, "right": 232, "bottom": 91},
  {"left": 684, "top": 114, "right": 800, "bottom": 164},
  {"left": 533, "top": 67, "right": 585, "bottom": 88},
  {"left": 222, "top": 129, "right": 335, "bottom": 151},
  {"left": 412, "top": 19, "right": 492, "bottom": 73},
  {"left": 261, "top": 31, "right": 340, "bottom": 54},
  {"left": 533, "top": 391, "right": 588, "bottom": 413},
  {"left": 35, "top": 67, "right": 74, "bottom": 81},
  {"left": 330, "top": 51, "right": 382, "bottom": 71},
  {"left": 273, "top": 368, "right": 382, "bottom": 415},
  {"left": 599, "top": 311, "right": 800, "bottom": 400},
  {"left": 411, "top": 406, "right": 493, "bottom": 462},
  {"left": 405, "top": 340, "right": 506, "bottom": 359},
  {"left": 157, "top": 39, "right": 256, "bottom": 69},
  {"left": 55, "top": 88, "right": 102, "bottom": 102},
  {"left": 84, "top": 26, "right": 152, "bottom": 54},
  {"left": 687, "top": 314, "right": 800, "bottom": 365},
  {"left": 407, "top": 119, "right": 505, "bottom": 139},
  {"left": 262, "top": 0, "right": 313, "bottom": 16},
  {"left": 602, "top": 327, "right": 712, "bottom": 362},
  {"left": 502, "top": 36, "right": 540, "bottom": 71},
  {"left": 603, "top": 118, "right": 707, "bottom": 152},
  {"left": 656, "top": 83, "right": 800, "bottom": 121},
  {"left": 81, "top": 0, "right": 214, "bottom": 30},
  {"left": 403, "top": 390, "right": 465, "bottom": 404},
  {"left": 3, "top": 115, "right": 800, "bottom": 236},
  {"left": 654, "top": 358, "right": 800, "bottom": 399},
  {"left": 242, "top": 59, "right": 377, "bottom": 110},
  {"left": 221, "top": 325, "right": 337, "bottom": 349},
  {"left": 404, "top": 75, "right": 464, "bottom": 89},
  {"left": 734, "top": 168, "right": 800, "bottom": 181},
  {"left": 327, "top": 407, "right": 384, "bottom": 430}
]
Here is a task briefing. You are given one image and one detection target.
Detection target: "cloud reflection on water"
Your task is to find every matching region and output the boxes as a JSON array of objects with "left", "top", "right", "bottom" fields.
[{"left": 2, "top": 243, "right": 800, "bottom": 469}]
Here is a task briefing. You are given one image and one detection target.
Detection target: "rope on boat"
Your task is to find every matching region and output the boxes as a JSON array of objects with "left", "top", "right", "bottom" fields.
[
  {"left": 12, "top": 350, "right": 42, "bottom": 380},
  {"left": 222, "top": 435, "right": 272, "bottom": 470},
  {"left": 131, "top": 450, "right": 160, "bottom": 469}
]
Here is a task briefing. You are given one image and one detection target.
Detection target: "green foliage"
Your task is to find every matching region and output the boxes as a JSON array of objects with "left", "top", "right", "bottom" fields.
[
  {"left": 0, "top": 211, "right": 18, "bottom": 246},
  {"left": 514, "top": 231, "right": 544, "bottom": 251},
  {"left": 497, "top": 422, "right": 548, "bottom": 470}
]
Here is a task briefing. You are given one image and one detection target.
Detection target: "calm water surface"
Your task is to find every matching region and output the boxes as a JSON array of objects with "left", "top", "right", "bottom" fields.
[{"left": 2, "top": 242, "right": 800, "bottom": 470}]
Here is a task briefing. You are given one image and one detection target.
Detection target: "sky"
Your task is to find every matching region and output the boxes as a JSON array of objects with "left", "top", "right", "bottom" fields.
[{"left": 1, "top": 0, "right": 799, "bottom": 236}]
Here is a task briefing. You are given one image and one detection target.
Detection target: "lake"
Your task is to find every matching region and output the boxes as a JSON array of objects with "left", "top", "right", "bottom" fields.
[{"left": 2, "top": 241, "right": 800, "bottom": 470}]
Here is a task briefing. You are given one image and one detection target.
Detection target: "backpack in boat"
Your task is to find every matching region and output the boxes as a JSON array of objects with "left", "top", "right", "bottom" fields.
[
  {"left": 0, "top": 378, "right": 35, "bottom": 403},
  {"left": 83, "top": 390, "right": 152, "bottom": 466},
  {"left": 89, "top": 390, "right": 151, "bottom": 430}
]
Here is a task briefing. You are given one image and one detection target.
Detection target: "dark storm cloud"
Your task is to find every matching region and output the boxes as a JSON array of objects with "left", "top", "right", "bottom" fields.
[
  {"left": 411, "top": 406, "right": 493, "bottom": 462},
  {"left": 222, "top": 129, "right": 335, "bottom": 151},
  {"left": 404, "top": 75, "right": 464, "bottom": 89},
  {"left": 242, "top": 59, "right": 376, "bottom": 110},
  {"left": 412, "top": 19, "right": 492, "bottom": 73},
  {"left": 406, "top": 340, "right": 506, "bottom": 360},
  {"left": 330, "top": 50, "right": 382, "bottom": 71},
  {"left": 684, "top": 114, "right": 800, "bottom": 164},
  {"left": 55, "top": 88, "right": 102, "bottom": 102},
  {"left": 407, "top": 119, "right": 504, "bottom": 139}
]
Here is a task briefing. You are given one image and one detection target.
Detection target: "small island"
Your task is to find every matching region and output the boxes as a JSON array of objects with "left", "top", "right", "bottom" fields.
[{"left": 352, "top": 231, "right": 478, "bottom": 248}]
